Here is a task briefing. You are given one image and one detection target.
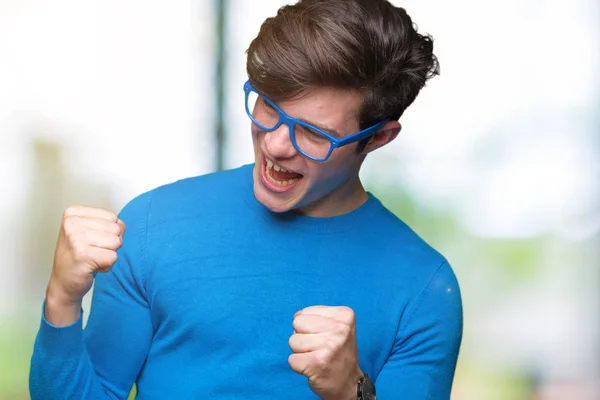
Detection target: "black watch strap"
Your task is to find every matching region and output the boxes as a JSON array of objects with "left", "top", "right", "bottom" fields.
[{"left": 357, "top": 373, "right": 376, "bottom": 400}]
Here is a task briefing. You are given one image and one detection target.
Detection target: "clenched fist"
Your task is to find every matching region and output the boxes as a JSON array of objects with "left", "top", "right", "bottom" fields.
[
  {"left": 45, "top": 205, "right": 125, "bottom": 326},
  {"left": 288, "top": 306, "right": 363, "bottom": 400}
]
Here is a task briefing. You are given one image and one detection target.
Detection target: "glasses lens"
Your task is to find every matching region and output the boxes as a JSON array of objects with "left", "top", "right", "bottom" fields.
[
  {"left": 292, "top": 124, "right": 333, "bottom": 160},
  {"left": 247, "top": 91, "right": 279, "bottom": 130}
]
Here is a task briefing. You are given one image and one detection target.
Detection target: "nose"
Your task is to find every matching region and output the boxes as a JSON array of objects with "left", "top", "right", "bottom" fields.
[{"left": 263, "top": 123, "right": 298, "bottom": 159}]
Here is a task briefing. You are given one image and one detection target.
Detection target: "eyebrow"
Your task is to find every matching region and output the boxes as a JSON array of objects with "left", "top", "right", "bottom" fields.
[
  {"left": 297, "top": 118, "right": 342, "bottom": 137},
  {"left": 262, "top": 98, "right": 343, "bottom": 137}
]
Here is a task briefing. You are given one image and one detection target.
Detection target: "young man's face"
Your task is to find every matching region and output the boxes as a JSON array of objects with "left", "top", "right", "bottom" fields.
[{"left": 251, "top": 88, "right": 369, "bottom": 217}]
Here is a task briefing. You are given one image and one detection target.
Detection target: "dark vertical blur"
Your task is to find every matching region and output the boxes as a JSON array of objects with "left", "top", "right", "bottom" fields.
[{"left": 215, "top": 0, "right": 227, "bottom": 171}]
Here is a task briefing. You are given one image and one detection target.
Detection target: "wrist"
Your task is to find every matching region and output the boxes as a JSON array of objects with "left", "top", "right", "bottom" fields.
[
  {"left": 45, "top": 281, "right": 82, "bottom": 326},
  {"left": 338, "top": 369, "right": 364, "bottom": 400}
]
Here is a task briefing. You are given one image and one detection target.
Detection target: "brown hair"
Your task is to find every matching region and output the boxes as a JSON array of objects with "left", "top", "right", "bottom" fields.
[{"left": 246, "top": 0, "right": 439, "bottom": 150}]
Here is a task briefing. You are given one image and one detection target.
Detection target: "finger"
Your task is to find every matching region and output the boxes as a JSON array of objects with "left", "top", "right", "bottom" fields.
[
  {"left": 117, "top": 219, "right": 126, "bottom": 237},
  {"left": 288, "top": 352, "right": 312, "bottom": 375},
  {"left": 87, "top": 247, "right": 118, "bottom": 272},
  {"left": 299, "top": 305, "right": 355, "bottom": 324},
  {"left": 293, "top": 314, "right": 338, "bottom": 334},
  {"left": 289, "top": 333, "right": 328, "bottom": 353},
  {"left": 82, "top": 230, "right": 122, "bottom": 251},
  {"left": 64, "top": 205, "right": 118, "bottom": 222},
  {"left": 288, "top": 349, "right": 330, "bottom": 376},
  {"left": 74, "top": 217, "right": 122, "bottom": 236}
]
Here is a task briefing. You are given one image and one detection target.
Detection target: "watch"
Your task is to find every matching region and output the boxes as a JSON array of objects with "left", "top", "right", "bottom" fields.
[{"left": 357, "top": 373, "right": 376, "bottom": 400}]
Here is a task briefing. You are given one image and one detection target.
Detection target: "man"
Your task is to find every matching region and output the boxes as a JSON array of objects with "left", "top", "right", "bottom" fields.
[{"left": 30, "top": 0, "right": 462, "bottom": 399}]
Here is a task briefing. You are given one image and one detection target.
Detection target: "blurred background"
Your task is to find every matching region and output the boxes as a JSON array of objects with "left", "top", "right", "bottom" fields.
[{"left": 0, "top": 0, "right": 598, "bottom": 399}]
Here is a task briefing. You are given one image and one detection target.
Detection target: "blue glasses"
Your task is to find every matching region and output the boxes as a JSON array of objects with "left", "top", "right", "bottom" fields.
[{"left": 244, "top": 80, "right": 389, "bottom": 162}]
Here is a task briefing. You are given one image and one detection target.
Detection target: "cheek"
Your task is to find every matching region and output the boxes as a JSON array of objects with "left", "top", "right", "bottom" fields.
[
  {"left": 326, "top": 147, "right": 358, "bottom": 171},
  {"left": 306, "top": 153, "right": 355, "bottom": 185},
  {"left": 251, "top": 128, "right": 263, "bottom": 144}
]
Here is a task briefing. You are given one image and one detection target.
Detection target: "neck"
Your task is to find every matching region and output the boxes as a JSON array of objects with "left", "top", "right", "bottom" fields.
[{"left": 295, "top": 174, "right": 369, "bottom": 218}]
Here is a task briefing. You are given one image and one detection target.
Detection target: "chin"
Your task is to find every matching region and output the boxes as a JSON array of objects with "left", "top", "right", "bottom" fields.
[
  {"left": 253, "top": 185, "right": 302, "bottom": 213},
  {"left": 254, "top": 190, "right": 291, "bottom": 213}
]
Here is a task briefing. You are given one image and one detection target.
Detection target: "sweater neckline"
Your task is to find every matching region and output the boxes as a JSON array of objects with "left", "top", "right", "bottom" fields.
[{"left": 238, "top": 164, "right": 383, "bottom": 234}]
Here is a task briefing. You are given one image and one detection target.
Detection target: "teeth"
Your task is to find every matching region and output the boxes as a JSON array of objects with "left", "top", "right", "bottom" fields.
[
  {"left": 265, "top": 158, "right": 289, "bottom": 173},
  {"left": 265, "top": 168, "right": 300, "bottom": 186}
]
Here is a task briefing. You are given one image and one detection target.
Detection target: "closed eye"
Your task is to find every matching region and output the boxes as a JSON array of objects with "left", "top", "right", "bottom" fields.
[
  {"left": 296, "top": 125, "right": 329, "bottom": 142},
  {"left": 260, "top": 99, "right": 279, "bottom": 116}
]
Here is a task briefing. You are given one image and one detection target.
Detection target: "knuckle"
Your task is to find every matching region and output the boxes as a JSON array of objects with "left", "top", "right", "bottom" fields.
[
  {"left": 107, "top": 251, "right": 118, "bottom": 265},
  {"left": 64, "top": 205, "right": 81, "bottom": 217},
  {"left": 110, "top": 235, "right": 122, "bottom": 249},
  {"left": 287, "top": 353, "right": 296, "bottom": 366},
  {"left": 109, "top": 222, "right": 121, "bottom": 235},
  {"left": 335, "top": 321, "right": 351, "bottom": 336},
  {"left": 292, "top": 318, "right": 300, "bottom": 331},
  {"left": 98, "top": 252, "right": 118, "bottom": 271},
  {"left": 63, "top": 215, "right": 80, "bottom": 232},
  {"left": 339, "top": 306, "right": 355, "bottom": 321},
  {"left": 101, "top": 208, "right": 117, "bottom": 221}
]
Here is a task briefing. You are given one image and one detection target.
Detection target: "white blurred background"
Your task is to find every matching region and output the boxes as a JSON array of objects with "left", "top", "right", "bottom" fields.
[{"left": 0, "top": 0, "right": 598, "bottom": 399}]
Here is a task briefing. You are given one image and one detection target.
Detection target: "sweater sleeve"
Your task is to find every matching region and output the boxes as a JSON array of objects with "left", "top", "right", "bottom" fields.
[
  {"left": 375, "top": 261, "right": 463, "bottom": 400},
  {"left": 29, "top": 192, "right": 155, "bottom": 400}
]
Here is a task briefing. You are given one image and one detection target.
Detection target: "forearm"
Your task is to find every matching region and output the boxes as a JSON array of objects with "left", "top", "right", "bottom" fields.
[
  {"left": 30, "top": 302, "right": 121, "bottom": 400},
  {"left": 31, "top": 194, "right": 153, "bottom": 400}
]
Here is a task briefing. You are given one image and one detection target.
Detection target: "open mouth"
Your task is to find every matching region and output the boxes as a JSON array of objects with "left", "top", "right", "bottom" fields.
[{"left": 260, "top": 154, "right": 303, "bottom": 193}]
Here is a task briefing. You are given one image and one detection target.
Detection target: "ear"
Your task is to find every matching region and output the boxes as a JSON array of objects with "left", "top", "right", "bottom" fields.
[{"left": 360, "top": 121, "right": 401, "bottom": 154}]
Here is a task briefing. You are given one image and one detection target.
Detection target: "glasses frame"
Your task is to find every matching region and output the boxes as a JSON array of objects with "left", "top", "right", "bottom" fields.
[{"left": 244, "top": 80, "right": 389, "bottom": 162}]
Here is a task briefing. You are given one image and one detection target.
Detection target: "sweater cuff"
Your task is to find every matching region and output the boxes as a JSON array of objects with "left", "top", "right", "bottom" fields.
[{"left": 36, "top": 300, "right": 85, "bottom": 358}]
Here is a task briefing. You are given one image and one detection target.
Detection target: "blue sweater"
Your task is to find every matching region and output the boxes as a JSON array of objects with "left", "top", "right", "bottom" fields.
[{"left": 30, "top": 164, "right": 462, "bottom": 399}]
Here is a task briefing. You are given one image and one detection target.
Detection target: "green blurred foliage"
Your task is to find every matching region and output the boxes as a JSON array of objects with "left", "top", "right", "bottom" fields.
[{"left": 0, "top": 326, "right": 33, "bottom": 400}]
